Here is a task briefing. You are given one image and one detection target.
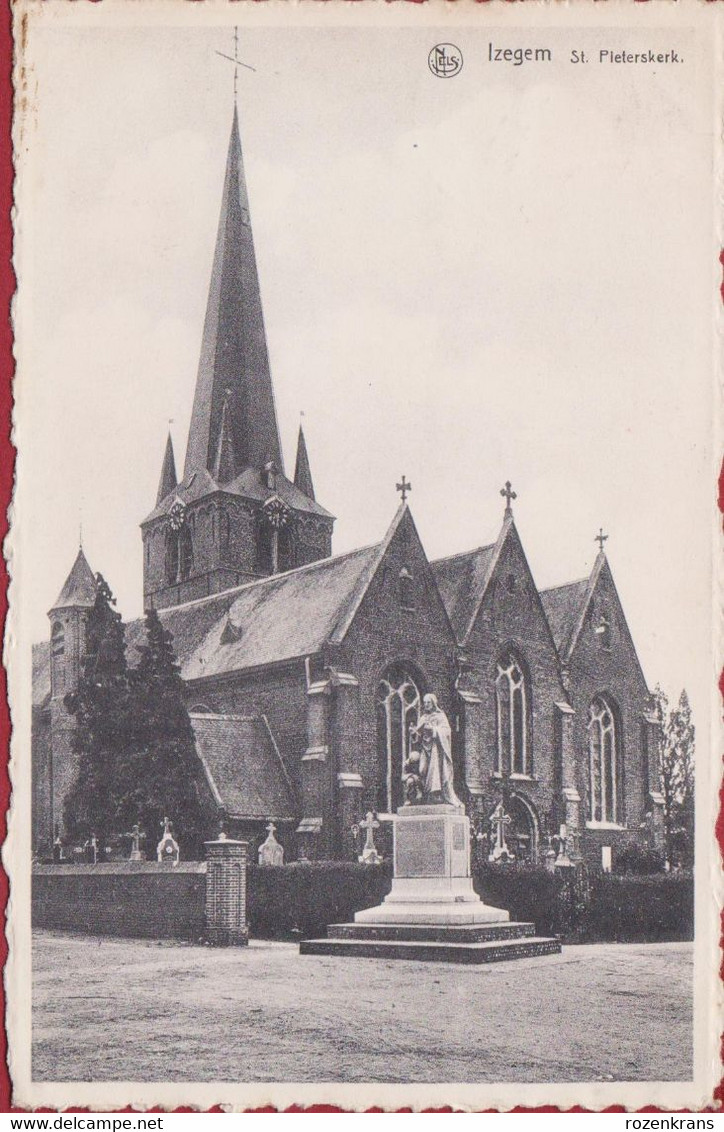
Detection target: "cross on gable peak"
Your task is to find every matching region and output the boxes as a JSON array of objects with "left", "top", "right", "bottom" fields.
[
  {"left": 500, "top": 480, "right": 517, "bottom": 515},
  {"left": 396, "top": 475, "right": 411, "bottom": 503},
  {"left": 595, "top": 527, "right": 609, "bottom": 553}
]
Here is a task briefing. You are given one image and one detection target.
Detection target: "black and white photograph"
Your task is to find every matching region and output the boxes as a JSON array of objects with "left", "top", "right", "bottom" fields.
[{"left": 7, "top": 0, "right": 719, "bottom": 1111}]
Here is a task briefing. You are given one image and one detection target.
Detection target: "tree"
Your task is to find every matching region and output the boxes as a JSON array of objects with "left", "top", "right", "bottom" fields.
[
  {"left": 63, "top": 574, "right": 133, "bottom": 846},
  {"left": 654, "top": 686, "right": 695, "bottom": 868},
  {"left": 121, "top": 608, "right": 212, "bottom": 857}
]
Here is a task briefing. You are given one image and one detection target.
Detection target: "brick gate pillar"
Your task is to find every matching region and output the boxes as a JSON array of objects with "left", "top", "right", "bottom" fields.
[{"left": 204, "top": 837, "right": 249, "bottom": 946}]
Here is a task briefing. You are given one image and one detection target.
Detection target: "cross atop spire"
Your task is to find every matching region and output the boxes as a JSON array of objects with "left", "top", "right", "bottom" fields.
[
  {"left": 595, "top": 527, "right": 608, "bottom": 553},
  {"left": 396, "top": 475, "right": 412, "bottom": 503},
  {"left": 500, "top": 480, "right": 517, "bottom": 516},
  {"left": 215, "top": 27, "right": 256, "bottom": 102}
]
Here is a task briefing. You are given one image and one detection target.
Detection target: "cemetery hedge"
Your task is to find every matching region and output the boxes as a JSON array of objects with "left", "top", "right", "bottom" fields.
[
  {"left": 247, "top": 861, "right": 393, "bottom": 939},
  {"left": 246, "top": 862, "right": 694, "bottom": 943}
]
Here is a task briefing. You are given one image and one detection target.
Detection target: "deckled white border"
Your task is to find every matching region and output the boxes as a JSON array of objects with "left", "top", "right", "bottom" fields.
[{"left": 5, "top": 0, "right": 722, "bottom": 1111}]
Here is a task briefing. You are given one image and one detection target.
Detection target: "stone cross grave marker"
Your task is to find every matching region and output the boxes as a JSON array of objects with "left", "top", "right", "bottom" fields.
[{"left": 358, "top": 811, "right": 382, "bottom": 864}]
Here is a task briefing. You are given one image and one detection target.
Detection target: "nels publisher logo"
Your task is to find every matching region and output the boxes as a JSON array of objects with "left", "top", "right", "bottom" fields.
[{"left": 428, "top": 43, "right": 463, "bottom": 78}]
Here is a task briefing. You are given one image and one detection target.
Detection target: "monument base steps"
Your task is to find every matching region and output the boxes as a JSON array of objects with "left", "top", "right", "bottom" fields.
[
  {"left": 327, "top": 920, "right": 536, "bottom": 943},
  {"left": 300, "top": 929, "right": 561, "bottom": 964},
  {"left": 299, "top": 805, "right": 562, "bottom": 965}
]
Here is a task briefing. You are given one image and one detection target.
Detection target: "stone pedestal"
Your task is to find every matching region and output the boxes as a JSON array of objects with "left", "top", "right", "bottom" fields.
[
  {"left": 355, "top": 805, "right": 508, "bottom": 926},
  {"left": 301, "top": 803, "right": 560, "bottom": 964}
]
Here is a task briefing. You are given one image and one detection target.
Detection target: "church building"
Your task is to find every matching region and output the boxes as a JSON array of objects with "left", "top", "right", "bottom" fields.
[{"left": 31, "top": 103, "right": 665, "bottom": 868}]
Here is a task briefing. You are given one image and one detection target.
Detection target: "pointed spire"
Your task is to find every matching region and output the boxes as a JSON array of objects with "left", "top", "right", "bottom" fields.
[
  {"left": 213, "top": 394, "right": 237, "bottom": 484},
  {"left": 293, "top": 424, "right": 315, "bottom": 500},
  {"left": 51, "top": 548, "right": 97, "bottom": 611},
  {"left": 184, "top": 106, "right": 283, "bottom": 482},
  {"left": 156, "top": 432, "right": 178, "bottom": 506}
]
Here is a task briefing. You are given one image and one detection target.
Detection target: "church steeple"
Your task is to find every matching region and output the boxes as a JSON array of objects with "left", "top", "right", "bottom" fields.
[
  {"left": 156, "top": 432, "right": 178, "bottom": 506},
  {"left": 294, "top": 424, "right": 315, "bottom": 501},
  {"left": 142, "top": 103, "right": 335, "bottom": 612},
  {"left": 184, "top": 105, "right": 283, "bottom": 481},
  {"left": 212, "top": 394, "right": 237, "bottom": 484}
]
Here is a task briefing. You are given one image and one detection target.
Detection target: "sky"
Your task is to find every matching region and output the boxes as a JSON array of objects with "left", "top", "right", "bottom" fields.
[{"left": 14, "top": 15, "right": 715, "bottom": 729}]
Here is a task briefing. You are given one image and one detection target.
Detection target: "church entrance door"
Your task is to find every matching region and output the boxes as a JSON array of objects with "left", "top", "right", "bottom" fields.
[{"left": 507, "top": 793, "right": 539, "bottom": 864}]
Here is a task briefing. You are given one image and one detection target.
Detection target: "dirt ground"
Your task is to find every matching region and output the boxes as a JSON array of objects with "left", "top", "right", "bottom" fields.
[{"left": 32, "top": 932, "right": 693, "bottom": 1083}]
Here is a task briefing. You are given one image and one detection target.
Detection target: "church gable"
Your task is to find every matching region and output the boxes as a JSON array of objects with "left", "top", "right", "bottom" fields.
[
  {"left": 335, "top": 505, "right": 457, "bottom": 660},
  {"left": 467, "top": 520, "right": 563, "bottom": 670},
  {"left": 565, "top": 557, "right": 649, "bottom": 696}
]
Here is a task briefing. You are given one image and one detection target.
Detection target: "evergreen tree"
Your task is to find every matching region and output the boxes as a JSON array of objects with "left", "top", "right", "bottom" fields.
[
  {"left": 124, "top": 608, "right": 211, "bottom": 857},
  {"left": 654, "top": 685, "right": 695, "bottom": 868},
  {"left": 63, "top": 574, "right": 132, "bottom": 846}
]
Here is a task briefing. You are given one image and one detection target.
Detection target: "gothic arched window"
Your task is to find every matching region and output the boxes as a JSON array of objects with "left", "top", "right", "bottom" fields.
[
  {"left": 594, "top": 610, "right": 612, "bottom": 650},
  {"left": 178, "top": 527, "right": 193, "bottom": 581},
  {"left": 398, "top": 568, "right": 414, "bottom": 610},
  {"left": 51, "top": 621, "right": 65, "bottom": 658},
  {"left": 219, "top": 510, "right": 230, "bottom": 556},
  {"left": 165, "top": 527, "right": 193, "bottom": 584},
  {"left": 376, "top": 664, "right": 422, "bottom": 812},
  {"left": 165, "top": 530, "right": 179, "bottom": 585},
  {"left": 588, "top": 695, "right": 620, "bottom": 823},
  {"left": 495, "top": 650, "right": 530, "bottom": 776},
  {"left": 278, "top": 524, "right": 295, "bottom": 572}
]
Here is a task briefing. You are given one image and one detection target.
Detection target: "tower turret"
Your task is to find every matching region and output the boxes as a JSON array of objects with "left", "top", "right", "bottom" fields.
[
  {"left": 156, "top": 433, "right": 177, "bottom": 506},
  {"left": 45, "top": 546, "right": 97, "bottom": 848},
  {"left": 294, "top": 424, "right": 315, "bottom": 501}
]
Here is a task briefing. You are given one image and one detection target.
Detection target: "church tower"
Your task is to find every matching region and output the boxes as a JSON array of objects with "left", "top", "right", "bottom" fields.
[
  {"left": 44, "top": 547, "right": 96, "bottom": 846},
  {"left": 142, "top": 106, "right": 334, "bottom": 611}
]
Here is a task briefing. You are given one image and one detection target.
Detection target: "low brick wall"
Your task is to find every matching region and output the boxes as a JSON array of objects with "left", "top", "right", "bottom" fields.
[{"left": 32, "top": 862, "right": 207, "bottom": 941}]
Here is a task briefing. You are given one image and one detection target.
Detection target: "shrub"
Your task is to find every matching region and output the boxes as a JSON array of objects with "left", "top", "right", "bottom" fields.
[
  {"left": 614, "top": 843, "right": 666, "bottom": 876},
  {"left": 247, "top": 861, "right": 392, "bottom": 940},
  {"left": 472, "top": 863, "right": 569, "bottom": 937},
  {"left": 244, "top": 860, "right": 693, "bottom": 944},
  {"left": 585, "top": 872, "right": 693, "bottom": 942}
]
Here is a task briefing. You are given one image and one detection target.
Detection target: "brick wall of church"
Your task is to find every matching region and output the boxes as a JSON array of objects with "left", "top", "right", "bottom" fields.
[
  {"left": 335, "top": 514, "right": 458, "bottom": 844},
  {"left": 564, "top": 568, "right": 653, "bottom": 859},
  {"left": 461, "top": 531, "right": 569, "bottom": 840}
]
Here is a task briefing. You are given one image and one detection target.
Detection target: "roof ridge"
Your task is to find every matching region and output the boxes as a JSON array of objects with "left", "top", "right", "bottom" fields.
[
  {"left": 432, "top": 543, "right": 496, "bottom": 566},
  {"left": 540, "top": 575, "right": 590, "bottom": 596},
  {"left": 142, "top": 542, "right": 380, "bottom": 619}
]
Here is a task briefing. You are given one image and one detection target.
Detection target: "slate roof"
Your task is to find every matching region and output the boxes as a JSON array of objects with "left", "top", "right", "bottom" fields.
[
  {"left": 177, "top": 544, "right": 379, "bottom": 681},
  {"left": 191, "top": 713, "right": 295, "bottom": 820},
  {"left": 51, "top": 548, "right": 96, "bottom": 611},
  {"left": 34, "top": 529, "right": 385, "bottom": 704},
  {"left": 123, "top": 542, "right": 380, "bottom": 682},
  {"left": 431, "top": 544, "right": 496, "bottom": 642},
  {"left": 539, "top": 579, "right": 590, "bottom": 655},
  {"left": 144, "top": 466, "right": 333, "bottom": 526}
]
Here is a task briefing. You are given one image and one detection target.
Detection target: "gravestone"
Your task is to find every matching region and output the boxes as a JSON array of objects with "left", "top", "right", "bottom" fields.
[
  {"left": 258, "top": 822, "right": 284, "bottom": 866},
  {"left": 357, "top": 812, "right": 382, "bottom": 865},
  {"left": 127, "top": 823, "right": 146, "bottom": 862},
  {"left": 156, "top": 817, "right": 180, "bottom": 865}
]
